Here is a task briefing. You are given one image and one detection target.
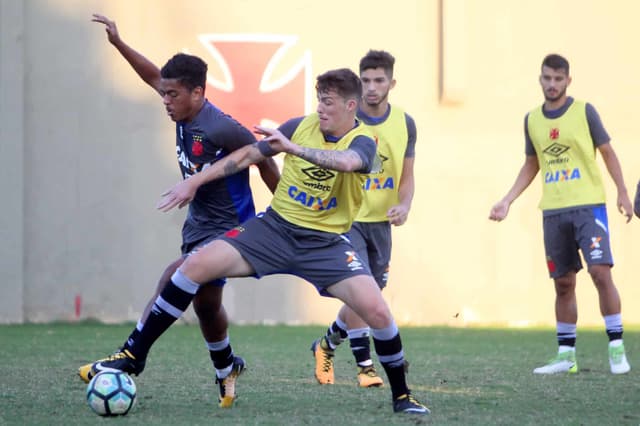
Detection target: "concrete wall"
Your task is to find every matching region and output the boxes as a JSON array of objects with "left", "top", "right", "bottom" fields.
[
  {"left": 0, "top": 0, "right": 25, "bottom": 323},
  {"left": 1, "top": 0, "right": 639, "bottom": 326}
]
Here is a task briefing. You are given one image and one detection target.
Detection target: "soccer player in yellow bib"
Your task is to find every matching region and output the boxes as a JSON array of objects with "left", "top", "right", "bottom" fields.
[
  {"left": 310, "top": 50, "right": 417, "bottom": 388},
  {"left": 489, "top": 54, "right": 632, "bottom": 375},
  {"left": 93, "top": 68, "right": 429, "bottom": 414},
  {"left": 634, "top": 179, "right": 640, "bottom": 218}
]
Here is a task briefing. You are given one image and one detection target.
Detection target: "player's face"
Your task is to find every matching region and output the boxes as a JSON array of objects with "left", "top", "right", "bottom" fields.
[
  {"left": 316, "top": 89, "right": 356, "bottom": 136},
  {"left": 360, "top": 67, "right": 395, "bottom": 107},
  {"left": 539, "top": 66, "right": 571, "bottom": 103},
  {"left": 159, "top": 79, "right": 202, "bottom": 122}
]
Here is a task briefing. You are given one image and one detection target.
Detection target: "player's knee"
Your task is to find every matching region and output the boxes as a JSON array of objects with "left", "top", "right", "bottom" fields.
[
  {"left": 180, "top": 252, "right": 215, "bottom": 284},
  {"left": 554, "top": 275, "right": 575, "bottom": 295},
  {"left": 587, "top": 264, "right": 613, "bottom": 288},
  {"left": 363, "top": 304, "right": 392, "bottom": 329}
]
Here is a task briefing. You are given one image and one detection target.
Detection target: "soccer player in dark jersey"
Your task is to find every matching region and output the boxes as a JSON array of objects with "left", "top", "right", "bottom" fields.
[
  {"left": 489, "top": 54, "right": 632, "bottom": 375},
  {"left": 89, "top": 67, "right": 429, "bottom": 415},
  {"left": 310, "top": 50, "right": 416, "bottom": 388},
  {"left": 78, "top": 14, "right": 280, "bottom": 408},
  {"left": 634, "top": 180, "right": 640, "bottom": 218}
]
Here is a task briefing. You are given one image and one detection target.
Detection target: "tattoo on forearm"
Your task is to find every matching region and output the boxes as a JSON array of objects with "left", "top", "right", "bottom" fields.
[
  {"left": 223, "top": 160, "right": 241, "bottom": 177},
  {"left": 298, "top": 147, "right": 360, "bottom": 171}
]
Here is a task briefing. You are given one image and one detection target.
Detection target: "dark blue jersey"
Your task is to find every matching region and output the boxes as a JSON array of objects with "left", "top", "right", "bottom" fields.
[{"left": 175, "top": 100, "right": 256, "bottom": 246}]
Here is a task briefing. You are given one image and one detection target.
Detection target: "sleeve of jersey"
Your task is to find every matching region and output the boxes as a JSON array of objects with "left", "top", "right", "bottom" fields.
[
  {"left": 212, "top": 117, "right": 258, "bottom": 151},
  {"left": 349, "top": 136, "right": 377, "bottom": 173},
  {"left": 404, "top": 113, "right": 417, "bottom": 158},
  {"left": 585, "top": 103, "right": 611, "bottom": 146},
  {"left": 524, "top": 113, "right": 536, "bottom": 156}
]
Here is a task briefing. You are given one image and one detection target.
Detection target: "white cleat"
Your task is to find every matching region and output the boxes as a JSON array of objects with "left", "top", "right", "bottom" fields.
[
  {"left": 609, "top": 344, "right": 631, "bottom": 375},
  {"left": 533, "top": 351, "right": 578, "bottom": 374}
]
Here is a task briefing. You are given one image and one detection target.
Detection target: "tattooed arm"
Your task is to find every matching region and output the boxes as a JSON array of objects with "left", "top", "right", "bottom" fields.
[
  {"left": 254, "top": 125, "right": 375, "bottom": 173},
  {"left": 294, "top": 146, "right": 364, "bottom": 172},
  {"left": 157, "top": 143, "right": 266, "bottom": 211}
]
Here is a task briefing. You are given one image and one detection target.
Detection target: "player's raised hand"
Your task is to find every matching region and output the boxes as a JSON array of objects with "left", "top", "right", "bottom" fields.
[
  {"left": 489, "top": 200, "right": 510, "bottom": 222},
  {"left": 254, "top": 125, "right": 295, "bottom": 154},
  {"left": 157, "top": 179, "right": 198, "bottom": 212},
  {"left": 91, "top": 14, "right": 121, "bottom": 45}
]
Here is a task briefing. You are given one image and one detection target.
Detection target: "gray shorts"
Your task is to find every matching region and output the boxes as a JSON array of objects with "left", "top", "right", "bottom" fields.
[
  {"left": 542, "top": 205, "right": 614, "bottom": 278},
  {"left": 182, "top": 234, "right": 226, "bottom": 287},
  {"left": 348, "top": 221, "right": 391, "bottom": 289},
  {"left": 219, "top": 208, "right": 372, "bottom": 296}
]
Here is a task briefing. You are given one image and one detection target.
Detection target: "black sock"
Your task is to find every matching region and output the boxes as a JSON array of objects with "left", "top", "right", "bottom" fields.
[
  {"left": 325, "top": 321, "right": 347, "bottom": 347},
  {"left": 209, "top": 342, "right": 234, "bottom": 372},
  {"left": 123, "top": 328, "right": 141, "bottom": 352},
  {"left": 349, "top": 336, "right": 372, "bottom": 366},
  {"left": 128, "top": 270, "right": 198, "bottom": 361},
  {"left": 373, "top": 333, "right": 409, "bottom": 400}
]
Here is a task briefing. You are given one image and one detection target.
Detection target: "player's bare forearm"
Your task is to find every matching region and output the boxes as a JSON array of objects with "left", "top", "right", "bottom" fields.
[
  {"left": 599, "top": 143, "right": 632, "bottom": 221},
  {"left": 92, "top": 14, "right": 161, "bottom": 91},
  {"left": 295, "top": 147, "right": 363, "bottom": 172},
  {"left": 397, "top": 157, "right": 415, "bottom": 211},
  {"left": 115, "top": 43, "right": 161, "bottom": 92},
  {"left": 490, "top": 155, "right": 538, "bottom": 221},
  {"left": 157, "top": 144, "right": 266, "bottom": 212},
  {"left": 205, "top": 143, "right": 266, "bottom": 185},
  {"left": 502, "top": 155, "right": 539, "bottom": 204},
  {"left": 599, "top": 143, "right": 628, "bottom": 196},
  {"left": 256, "top": 157, "right": 280, "bottom": 194}
]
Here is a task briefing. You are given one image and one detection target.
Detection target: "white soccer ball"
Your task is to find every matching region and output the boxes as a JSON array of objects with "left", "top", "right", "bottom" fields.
[{"left": 86, "top": 371, "right": 137, "bottom": 416}]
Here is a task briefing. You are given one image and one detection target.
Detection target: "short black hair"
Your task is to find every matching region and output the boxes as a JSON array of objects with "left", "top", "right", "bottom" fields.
[
  {"left": 160, "top": 53, "right": 207, "bottom": 92},
  {"left": 359, "top": 49, "right": 395, "bottom": 78},
  {"left": 315, "top": 68, "right": 362, "bottom": 101},
  {"left": 542, "top": 54, "right": 569, "bottom": 75}
]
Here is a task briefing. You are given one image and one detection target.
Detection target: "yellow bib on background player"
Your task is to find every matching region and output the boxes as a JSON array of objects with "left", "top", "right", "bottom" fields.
[
  {"left": 528, "top": 100, "right": 606, "bottom": 210},
  {"left": 356, "top": 106, "right": 409, "bottom": 222}
]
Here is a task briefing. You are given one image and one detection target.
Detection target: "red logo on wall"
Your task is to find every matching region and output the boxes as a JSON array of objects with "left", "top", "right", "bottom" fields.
[{"left": 197, "top": 34, "right": 311, "bottom": 130}]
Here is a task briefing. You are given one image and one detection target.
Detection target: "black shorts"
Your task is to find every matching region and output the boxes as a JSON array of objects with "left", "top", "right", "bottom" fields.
[
  {"left": 348, "top": 221, "right": 391, "bottom": 289},
  {"left": 543, "top": 205, "right": 614, "bottom": 278},
  {"left": 219, "top": 209, "right": 372, "bottom": 296}
]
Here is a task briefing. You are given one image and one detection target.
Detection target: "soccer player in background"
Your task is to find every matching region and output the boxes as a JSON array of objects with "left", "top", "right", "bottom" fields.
[
  {"left": 78, "top": 15, "right": 280, "bottom": 408},
  {"left": 310, "top": 50, "right": 417, "bottom": 388},
  {"left": 489, "top": 53, "right": 632, "bottom": 375},
  {"left": 86, "top": 67, "right": 429, "bottom": 414},
  {"left": 634, "top": 179, "right": 640, "bottom": 218}
]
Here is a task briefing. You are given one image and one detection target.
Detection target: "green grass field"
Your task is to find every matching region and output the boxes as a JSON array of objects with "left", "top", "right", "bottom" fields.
[{"left": 0, "top": 323, "right": 638, "bottom": 425}]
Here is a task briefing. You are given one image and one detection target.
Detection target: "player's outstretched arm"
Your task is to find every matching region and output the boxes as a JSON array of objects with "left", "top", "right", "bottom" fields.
[
  {"left": 91, "top": 14, "right": 162, "bottom": 93},
  {"left": 157, "top": 143, "right": 267, "bottom": 212},
  {"left": 254, "top": 125, "right": 366, "bottom": 172},
  {"left": 489, "top": 155, "right": 539, "bottom": 222},
  {"left": 598, "top": 143, "right": 632, "bottom": 222}
]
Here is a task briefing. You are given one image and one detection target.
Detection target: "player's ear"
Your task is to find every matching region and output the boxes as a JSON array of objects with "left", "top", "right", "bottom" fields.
[{"left": 192, "top": 85, "right": 205, "bottom": 98}]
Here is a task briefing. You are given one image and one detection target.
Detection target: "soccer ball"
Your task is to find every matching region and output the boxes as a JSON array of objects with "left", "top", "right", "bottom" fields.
[{"left": 86, "top": 371, "right": 137, "bottom": 416}]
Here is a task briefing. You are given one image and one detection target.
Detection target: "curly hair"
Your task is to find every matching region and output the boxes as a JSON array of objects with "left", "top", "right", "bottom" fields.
[
  {"left": 315, "top": 68, "right": 362, "bottom": 101},
  {"left": 160, "top": 53, "right": 208, "bottom": 92}
]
